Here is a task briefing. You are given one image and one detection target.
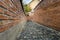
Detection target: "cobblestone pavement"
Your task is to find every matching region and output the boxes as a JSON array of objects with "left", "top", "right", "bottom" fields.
[{"left": 17, "top": 21, "right": 60, "bottom": 40}]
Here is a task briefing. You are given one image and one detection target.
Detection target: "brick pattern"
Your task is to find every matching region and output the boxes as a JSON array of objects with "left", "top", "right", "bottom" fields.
[
  {"left": 0, "top": 0, "right": 25, "bottom": 32},
  {"left": 30, "top": 0, "right": 60, "bottom": 31}
]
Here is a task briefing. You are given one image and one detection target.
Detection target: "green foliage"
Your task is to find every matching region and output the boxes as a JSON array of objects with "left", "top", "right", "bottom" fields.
[{"left": 23, "top": 5, "right": 31, "bottom": 13}]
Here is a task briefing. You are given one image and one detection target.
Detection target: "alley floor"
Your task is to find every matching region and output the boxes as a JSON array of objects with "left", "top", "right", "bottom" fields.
[{"left": 17, "top": 21, "right": 60, "bottom": 40}]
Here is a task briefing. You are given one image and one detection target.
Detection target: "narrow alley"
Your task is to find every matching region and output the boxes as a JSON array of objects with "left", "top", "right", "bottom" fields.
[{"left": 0, "top": 0, "right": 60, "bottom": 40}]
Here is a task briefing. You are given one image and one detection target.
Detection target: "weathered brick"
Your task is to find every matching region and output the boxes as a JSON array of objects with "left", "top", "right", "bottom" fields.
[
  {"left": 0, "top": 0, "right": 26, "bottom": 33},
  {"left": 30, "top": 0, "right": 60, "bottom": 31}
]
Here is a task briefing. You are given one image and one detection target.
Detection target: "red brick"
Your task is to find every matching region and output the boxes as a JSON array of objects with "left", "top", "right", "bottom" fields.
[{"left": 30, "top": 0, "right": 60, "bottom": 31}]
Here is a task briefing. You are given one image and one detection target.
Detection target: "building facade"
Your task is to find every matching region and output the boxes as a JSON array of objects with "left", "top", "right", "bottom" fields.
[{"left": 28, "top": 0, "right": 41, "bottom": 9}]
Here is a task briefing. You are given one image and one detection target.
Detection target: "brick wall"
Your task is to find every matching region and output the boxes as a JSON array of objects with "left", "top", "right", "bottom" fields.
[
  {"left": 0, "top": 0, "right": 26, "bottom": 40},
  {"left": 30, "top": 0, "right": 60, "bottom": 31}
]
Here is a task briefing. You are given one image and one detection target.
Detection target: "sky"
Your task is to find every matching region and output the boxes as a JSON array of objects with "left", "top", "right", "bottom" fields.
[{"left": 23, "top": 0, "right": 32, "bottom": 4}]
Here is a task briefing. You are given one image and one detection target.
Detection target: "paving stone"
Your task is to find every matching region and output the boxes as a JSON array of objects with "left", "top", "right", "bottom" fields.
[{"left": 17, "top": 21, "right": 60, "bottom": 40}]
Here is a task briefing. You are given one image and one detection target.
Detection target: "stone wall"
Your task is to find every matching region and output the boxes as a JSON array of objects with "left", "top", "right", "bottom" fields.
[
  {"left": 30, "top": 0, "right": 60, "bottom": 31},
  {"left": 0, "top": 0, "right": 26, "bottom": 40}
]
